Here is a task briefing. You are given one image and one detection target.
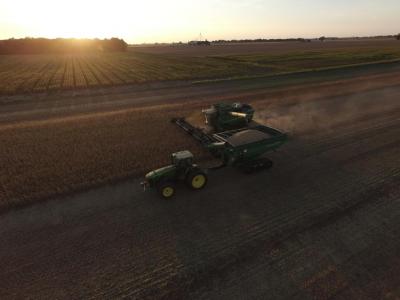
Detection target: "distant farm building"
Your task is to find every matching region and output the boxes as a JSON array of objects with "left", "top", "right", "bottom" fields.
[
  {"left": 188, "top": 33, "right": 211, "bottom": 46},
  {"left": 188, "top": 40, "right": 211, "bottom": 46}
]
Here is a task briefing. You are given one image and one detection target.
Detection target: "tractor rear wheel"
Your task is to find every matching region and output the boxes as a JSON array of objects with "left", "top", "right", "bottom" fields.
[
  {"left": 157, "top": 181, "right": 176, "bottom": 199},
  {"left": 186, "top": 170, "right": 208, "bottom": 190}
]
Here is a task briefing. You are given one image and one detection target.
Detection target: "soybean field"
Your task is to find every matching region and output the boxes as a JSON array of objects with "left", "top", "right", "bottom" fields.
[{"left": 1, "top": 40, "right": 400, "bottom": 95}]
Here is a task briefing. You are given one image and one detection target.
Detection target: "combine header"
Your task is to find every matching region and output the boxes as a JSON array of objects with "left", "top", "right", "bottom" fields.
[
  {"left": 141, "top": 103, "right": 288, "bottom": 198},
  {"left": 173, "top": 118, "right": 216, "bottom": 147}
]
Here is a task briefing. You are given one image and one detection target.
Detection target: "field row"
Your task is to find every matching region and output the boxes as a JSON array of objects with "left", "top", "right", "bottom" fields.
[
  {"left": 2, "top": 87, "right": 400, "bottom": 298},
  {"left": 0, "top": 45, "right": 400, "bottom": 95},
  {"left": 221, "top": 48, "right": 400, "bottom": 71},
  {"left": 0, "top": 53, "right": 252, "bottom": 94},
  {"left": 0, "top": 103, "right": 212, "bottom": 210},
  {"left": 1, "top": 73, "right": 400, "bottom": 211}
]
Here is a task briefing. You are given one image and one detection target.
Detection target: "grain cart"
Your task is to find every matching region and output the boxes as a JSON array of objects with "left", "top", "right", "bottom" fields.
[
  {"left": 174, "top": 118, "right": 288, "bottom": 172},
  {"left": 202, "top": 102, "right": 254, "bottom": 132}
]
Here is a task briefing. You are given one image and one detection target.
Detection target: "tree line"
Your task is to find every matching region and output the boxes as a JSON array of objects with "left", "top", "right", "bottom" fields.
[
  {"left": 212, "top": 38, "right": 313, "bottom": 44},
  {"left": 0, "top": 38, "right": 128, "bottom": 54},
  {"left": 210, "top": 35, "right": 400, "bottom": 44}
]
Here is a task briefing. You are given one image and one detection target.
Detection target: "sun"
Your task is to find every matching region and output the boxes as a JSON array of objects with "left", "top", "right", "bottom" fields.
[
  {"left": 2, "top": 0, "right": 189, "bottom": 42},
  {"left": 5, "top": 0, "right": 135, "bottom": 39},
  {"left": 46, "top": 1, "right": 125, "bottom": 39}
]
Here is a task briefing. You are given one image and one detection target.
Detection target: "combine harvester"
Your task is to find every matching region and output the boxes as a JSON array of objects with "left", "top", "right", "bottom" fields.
[{"left": 141, "top": 103, "right": 288, "bottom": 198}]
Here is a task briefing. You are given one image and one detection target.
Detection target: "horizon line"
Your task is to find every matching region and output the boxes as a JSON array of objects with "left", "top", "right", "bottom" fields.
[{"left": 1, "top": 33, "right": 399, "bottom": 45}]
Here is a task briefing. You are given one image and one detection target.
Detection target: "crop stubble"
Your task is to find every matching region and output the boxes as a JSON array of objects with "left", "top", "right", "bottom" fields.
[
  {"left": 0, "top": 103, "right": 211, "bottom": 210},
  {"left": 1, "top": 40, "right": 400, "bottom": 95}
]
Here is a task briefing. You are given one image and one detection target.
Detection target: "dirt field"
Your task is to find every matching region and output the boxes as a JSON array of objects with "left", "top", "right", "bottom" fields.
[
  {"left": 132, "top": 39, "right": 400, "bottom": 56},
  {"left": 1, "top": 39, "right": 399, "bottom": 95},
  {"left": 1, "top": 62, "right": 400, "bottom": 211},
  {"left": 0, "top": 61, "right": 400, "bottom": 298}
]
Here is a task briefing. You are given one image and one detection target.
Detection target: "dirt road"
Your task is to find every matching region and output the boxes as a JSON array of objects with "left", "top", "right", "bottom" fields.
[{"left": 1, "top": 67, "right": 400, "bottom": 298}]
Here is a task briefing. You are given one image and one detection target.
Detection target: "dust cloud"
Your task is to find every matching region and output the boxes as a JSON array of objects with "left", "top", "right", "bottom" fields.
[{"left": 255, "top": 86, "right": 400, "bottom": 136}]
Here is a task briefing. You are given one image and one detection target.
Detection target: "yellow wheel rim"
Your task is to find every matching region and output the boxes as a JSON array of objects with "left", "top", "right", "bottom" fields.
[
  {"left": 162, "top": 186, "right": 174, "bottom": 198},
  {"left": 192, "top": 174, "right": 206, "bottom": 189}
]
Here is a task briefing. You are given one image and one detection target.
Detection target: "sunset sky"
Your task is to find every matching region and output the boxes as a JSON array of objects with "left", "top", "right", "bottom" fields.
[{"left": 0, "top": 0, "right": 399, "bottom": 43}]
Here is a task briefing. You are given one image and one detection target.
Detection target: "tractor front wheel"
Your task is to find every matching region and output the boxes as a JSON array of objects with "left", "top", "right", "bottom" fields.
[
  {"left": 186, "top": 170, "right": 208, "bottom": 190},
  {"left": 157, "top": 181, "right": 176, "bottom": 199}
]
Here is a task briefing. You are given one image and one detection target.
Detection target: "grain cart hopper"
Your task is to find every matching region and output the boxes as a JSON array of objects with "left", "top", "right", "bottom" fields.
[
  {"left": 202, "top": 102, "right": 254, "bottom": 132},
  {"left": 208, "top": 126, "right": 286, "bottom": 172},
  {"left": 174, "top": 118, "right": 288, "bottom": 172}
]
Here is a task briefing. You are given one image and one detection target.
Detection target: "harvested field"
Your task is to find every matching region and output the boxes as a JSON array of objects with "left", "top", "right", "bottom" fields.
[
  {"left": 0, "top": 60, "right": 400, "bottom": 298},
  {"left": 0, "top": 104, "right": 210, "bottom": 209},
  {"left": 132, "top": 39, "right": 400, "bottom": 56},
  {"left": 0, "top": 40, "right": 400, "bottom": 95},
  {"left": 1, "top": 62, "right": 400, "bottom": 211}
]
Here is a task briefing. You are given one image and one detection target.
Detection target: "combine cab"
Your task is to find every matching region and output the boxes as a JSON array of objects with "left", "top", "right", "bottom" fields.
[{"left": 202, "top": 103, "right": 254, "bottom": 132}]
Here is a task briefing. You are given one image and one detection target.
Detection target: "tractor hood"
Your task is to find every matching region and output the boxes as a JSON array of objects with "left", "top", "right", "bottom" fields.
[{"left": 145, "top": 165, "right": 176, "bottom": 181}]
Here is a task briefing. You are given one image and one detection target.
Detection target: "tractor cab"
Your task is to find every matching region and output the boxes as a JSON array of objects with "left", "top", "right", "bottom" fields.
[
  {"left": 142, "top": 150, "right": 208, "bottom": 198},
  {"left": 171, "top": 150, "right": 194, "bottom": 168}
]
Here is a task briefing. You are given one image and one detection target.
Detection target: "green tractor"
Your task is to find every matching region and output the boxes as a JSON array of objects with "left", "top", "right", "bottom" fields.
[{"left": 141, "top": 151, "right": 208, "bottom": 198}]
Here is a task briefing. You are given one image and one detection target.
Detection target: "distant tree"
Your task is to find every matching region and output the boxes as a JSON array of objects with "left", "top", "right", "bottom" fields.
[
  {"left": 188, "top": 40, "right": 211, "bottom": 46},
  {"left": 0, "top": 37, "right": 128, "bottom": 54},
  {"left": 396, "top": 34, "right": 400, "bottom": 40},
  {"left": 319, "top": 36, "right": 326, "bottom": 42}
]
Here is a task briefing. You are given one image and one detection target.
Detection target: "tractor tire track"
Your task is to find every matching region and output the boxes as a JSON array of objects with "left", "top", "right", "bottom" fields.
[{"left": 1, "top": 71, "right": 400, "bottom": 299}]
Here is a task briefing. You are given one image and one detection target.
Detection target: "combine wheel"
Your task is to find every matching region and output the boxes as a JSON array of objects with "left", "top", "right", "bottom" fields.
[
  {"left": 157, "top": 181, "right": 176, "bottom": 199},
  {"left": 261, "top": 158, "right": 274, "bottom": 170},
  {"left": 186, "top": 170, "right": 208, "bottom": 190}
]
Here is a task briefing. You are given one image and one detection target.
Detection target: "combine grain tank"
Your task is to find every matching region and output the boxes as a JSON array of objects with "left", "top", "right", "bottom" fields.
[{"left": 202, "top": 103, "right": 254, "bottom": 132}]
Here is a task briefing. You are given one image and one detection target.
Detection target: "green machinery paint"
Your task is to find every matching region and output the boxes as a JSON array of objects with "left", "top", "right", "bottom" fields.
[
  {"left": 141, "top": 150, "right": 208, "bottom": 198},
  {"left": 202, "top": 103, "right": 255, "bottom": 132},
  {"left": 142, "top": 103, "right": 288, "bottom": 198}
]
